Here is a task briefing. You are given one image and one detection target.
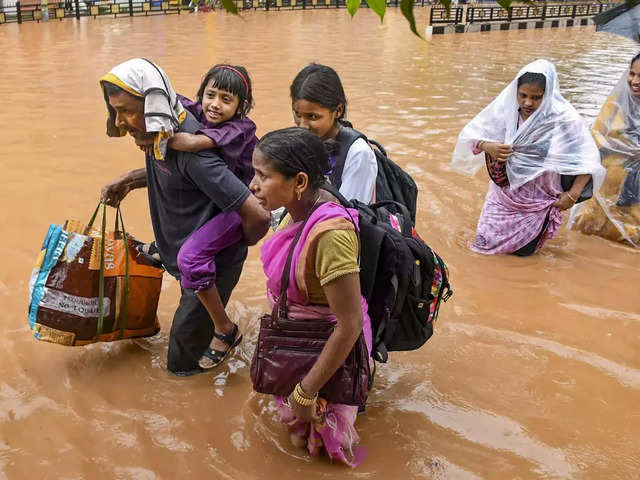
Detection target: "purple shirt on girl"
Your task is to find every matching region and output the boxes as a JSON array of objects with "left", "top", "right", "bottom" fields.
[
  {"left": 175, "top": 95, "right": 258, "bottom": 291},
  {"left": 177, "top": 94, "right": 257, "bottom": 186}
]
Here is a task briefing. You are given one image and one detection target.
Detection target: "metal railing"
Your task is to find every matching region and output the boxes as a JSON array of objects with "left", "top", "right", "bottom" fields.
[
  {"left": 429, "top": 2, "right": 616, "bottom": 24},
  {"left": 0, "top": 0, "right": 618, "bottom": 25},
  {"left": 0, "top": 0, "right": 438, "bottom": 23},
  {"left": 0, "top": 0, "right": 182, "bottom": 23},
  {"left": 255, "top": 0, "right": 433, "bottom": 10},
  {"left": 429, "top": 5, "right": 463, "bottom": 23}
]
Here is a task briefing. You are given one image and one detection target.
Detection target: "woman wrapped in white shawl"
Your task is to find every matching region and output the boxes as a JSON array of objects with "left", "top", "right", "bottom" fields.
[{"left": 451, "top": 59, "right": 605, "bottom": 255}]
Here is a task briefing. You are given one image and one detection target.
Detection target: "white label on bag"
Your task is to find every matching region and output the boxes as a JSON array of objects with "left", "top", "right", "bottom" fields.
[
  {"left": 39, "top": 288, "right": 110, "bottom": 318},
  {"left": 63, "top": 234, "right": 87, "bottom": 263}
]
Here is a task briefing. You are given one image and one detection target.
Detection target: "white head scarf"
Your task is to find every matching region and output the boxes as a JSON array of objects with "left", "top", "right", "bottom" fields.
[
  {"left": 451, "top": 59, "right": 606, "bottom": 191},
  {"left": 100, "top": 58, "right": 186, "bottom": 160}
]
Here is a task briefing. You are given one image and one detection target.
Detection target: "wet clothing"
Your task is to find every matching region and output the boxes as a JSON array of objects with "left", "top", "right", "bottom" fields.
[
  {"left": 260, "top": 202, "right": 372, "bottom": 467},
  {"left": 100, "top": 60, "right": 252, "bottom": 375},
  {"left": 472, "top": 169, "right": 563, "bottom": 255},
  {"left": 174, "top": 95, "right": 257, "bottom": 291},
  {"left": 513, "top": 210, "right": 553, "bottom": 257},
  {"left": 168, "top": 244, "right": 246, "bottom": 375},
  {"left": 145, "top": 111, "right": 250, "bottom": 279},
  {"left": 451, "top": 59, "right": 604, "bottom": 255},
  {"left": 569, "top": 68, "right": 640, "bottom": 247}
]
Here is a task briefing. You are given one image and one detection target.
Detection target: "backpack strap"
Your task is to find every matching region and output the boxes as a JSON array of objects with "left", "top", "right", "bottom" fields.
[
  {"left": 330, "top": 125, "right": 367, "bottom": 188},
  {"left": 320, "top": 182, "right": 351, "bottom": 208},
  {"left": 368, "top": 139, "right": 388, "bottom": 158}
]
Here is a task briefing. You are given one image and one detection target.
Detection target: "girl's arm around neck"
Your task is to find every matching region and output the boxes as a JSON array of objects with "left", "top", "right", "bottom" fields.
[{"left": 169, "top": 132, "right": 216, "bottom": 153}]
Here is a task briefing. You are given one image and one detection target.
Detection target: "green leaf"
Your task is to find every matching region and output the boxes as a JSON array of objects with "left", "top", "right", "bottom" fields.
[
  {"left": 438, "top": 0, "right": 451, "bottom": 17},
  {"left": 346, "top": 0, "right": 360, "bottom": 16},
  {"left": 400, "top": 0, "right": 421, "bottom": 38},
  {"left": 496, "top": 0, "right": 512, "bottom": 9},
  {"left": 220, "top": 0, "right": 239, "bottom": 15},
  {"left": 366, "top": 0, "right": 385, "bottom": 22}
]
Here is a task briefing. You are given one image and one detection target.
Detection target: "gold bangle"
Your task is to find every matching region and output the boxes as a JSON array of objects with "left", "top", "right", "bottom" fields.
[
  {"left": 295, "top": 382, "right": 317, "bottom": 401},
  {"left": 293, "top": 389, "right": 316, "bottom": 407},
  {"left": 567, "top": 192, "right": 577, "bottom": 203}
]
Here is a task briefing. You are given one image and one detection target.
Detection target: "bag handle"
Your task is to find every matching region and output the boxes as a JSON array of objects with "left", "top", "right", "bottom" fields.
[
  {"left": 276, "top": 216, "right": 309, "bottom": 319},
  {"left": 87, "top": 202, "right": 131, "bottom": 341},
  {"left": 87, "top": 202, "right": 102, "bottom": 229},
  {"left": 115, "top": 206, "right": 130, "bottom": 339},
  {"left": 320, "top": 183, "right": 351, "bottom": 208},
  {"left": 95, "top": 202, "right": 107, "bottom": 341},
  {"left": 276, "top": 202, "right": 325, "bottom": 318},
  {"left": 335, "top": 203, "right": 361, "bottom": 266}
]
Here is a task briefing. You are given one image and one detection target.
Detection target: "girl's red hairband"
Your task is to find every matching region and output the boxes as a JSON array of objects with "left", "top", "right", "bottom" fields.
[{"left": 215, "top": 66, "right": 249, "bottom": 94}]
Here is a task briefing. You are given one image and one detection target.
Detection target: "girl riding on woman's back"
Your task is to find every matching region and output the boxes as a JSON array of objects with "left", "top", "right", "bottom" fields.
[{"left": 169, "top": 64, "right": 259, "bottom": 370}]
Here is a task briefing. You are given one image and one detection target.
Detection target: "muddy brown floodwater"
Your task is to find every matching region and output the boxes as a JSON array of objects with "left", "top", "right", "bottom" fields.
[{"left": 1, "top": 9, "right": 639, "bottom": 479}]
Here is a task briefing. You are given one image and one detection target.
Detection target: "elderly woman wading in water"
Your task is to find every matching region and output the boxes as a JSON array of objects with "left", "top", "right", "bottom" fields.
[
  {"left": 451, "top": 59, "right": 605, "bottom": 255},
  {"left": 249, "top": 127, "right": 372, "bottom": 467}
]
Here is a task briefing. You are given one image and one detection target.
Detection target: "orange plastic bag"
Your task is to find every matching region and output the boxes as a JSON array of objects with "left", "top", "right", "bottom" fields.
[{"left": 28, "top": 204, "right": 164, "bottom": 346}]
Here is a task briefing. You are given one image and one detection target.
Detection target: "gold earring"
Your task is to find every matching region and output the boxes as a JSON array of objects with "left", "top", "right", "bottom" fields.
[{"left": 296, "top": 190, "right": 301, "bottom": 201}]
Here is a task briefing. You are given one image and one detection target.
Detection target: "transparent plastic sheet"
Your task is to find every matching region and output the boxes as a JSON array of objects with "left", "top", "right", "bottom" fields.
[
  {"left": 569, "top": 68, "right": 640, "bottom": 248},
  {"left": 451, "top": 59, "right": 605, "bottom": 191}
]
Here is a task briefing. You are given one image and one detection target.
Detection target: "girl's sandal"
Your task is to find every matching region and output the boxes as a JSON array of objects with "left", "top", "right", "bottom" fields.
[
  {"left": 199, "top": 323, "right": 243, "bottom": 369},
  {"left": 136, "top": 241, "right": 164, "bottom": 269}
]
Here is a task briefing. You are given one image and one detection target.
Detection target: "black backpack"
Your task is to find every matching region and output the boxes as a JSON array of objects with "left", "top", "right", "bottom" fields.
[
  {"left": 330, "top": 124, "right": 419, "bottom": 224},
  {"left": 324, "top": 186, "right": 453, "bottom": 363}
]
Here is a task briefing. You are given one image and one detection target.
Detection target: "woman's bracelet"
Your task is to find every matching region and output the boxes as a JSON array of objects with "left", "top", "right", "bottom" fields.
[
  {"left": 567, "top": 192, "right": 578, "bottom": 203},
  {"left": 292, "top": 382, "right": 317, "bottom": 407},
  {"left": 477, "top": 140, "right": 485, "bottom": 151}
]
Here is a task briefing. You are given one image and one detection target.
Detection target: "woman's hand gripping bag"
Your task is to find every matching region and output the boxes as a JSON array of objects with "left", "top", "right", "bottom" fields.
[{"left": 28, "top": 204, "right": 164, "bottom": 346}]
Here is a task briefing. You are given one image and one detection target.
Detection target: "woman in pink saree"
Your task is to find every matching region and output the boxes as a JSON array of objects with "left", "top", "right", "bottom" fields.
[{"left": 249, "top": 127, "right": 373, "bottom": 467}]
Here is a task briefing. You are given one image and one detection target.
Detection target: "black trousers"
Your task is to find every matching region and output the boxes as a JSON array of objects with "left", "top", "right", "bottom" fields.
[
  {"left": 514, "top": 210, "right": 551, "bottom": 257},
  {"left": 617, "top": 166, "right": 640, "bottom": 206},
  {"left": 167, "top": 244, "right": 247, "bottom": 376}
]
